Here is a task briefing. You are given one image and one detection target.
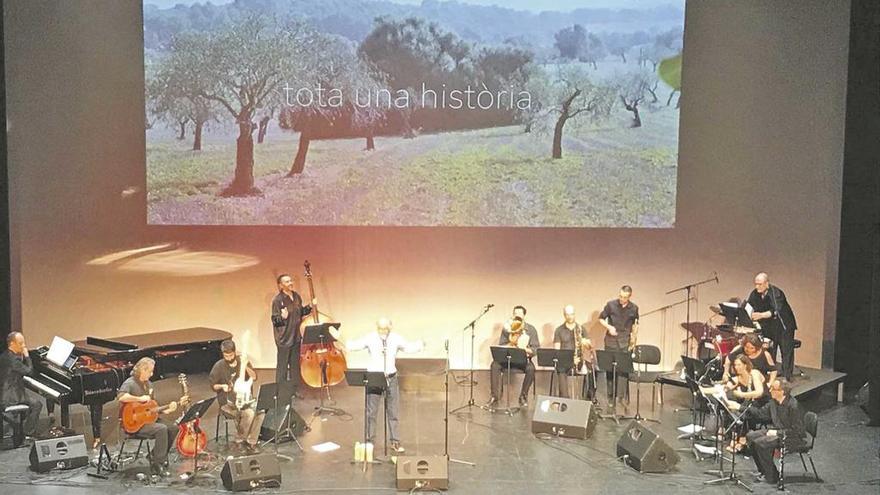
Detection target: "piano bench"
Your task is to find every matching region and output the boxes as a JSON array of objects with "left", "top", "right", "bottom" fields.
[{"left": 1, "top": 404, "right": 29, "bottom": 449}]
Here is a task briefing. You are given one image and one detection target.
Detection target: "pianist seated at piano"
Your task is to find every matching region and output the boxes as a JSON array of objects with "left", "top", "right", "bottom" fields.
[
  {"left": 209, "top": 339, "right": 265, "bottom": 454},
  {"left": 117, "top": 357, "right": 178, "bottom": 477},
  {"left": 0, "top": 332, "right": 44, "bottom": 442}
]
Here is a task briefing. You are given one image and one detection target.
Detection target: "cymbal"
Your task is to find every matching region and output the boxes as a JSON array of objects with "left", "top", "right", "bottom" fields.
[{"left": 709, "top": 304, "right": 722, "bottom": 315}]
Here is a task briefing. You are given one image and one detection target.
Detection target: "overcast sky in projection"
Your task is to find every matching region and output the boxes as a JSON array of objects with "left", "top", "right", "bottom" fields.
[{"left": 145, "top": 0, "right": 680, "bottom": 12}]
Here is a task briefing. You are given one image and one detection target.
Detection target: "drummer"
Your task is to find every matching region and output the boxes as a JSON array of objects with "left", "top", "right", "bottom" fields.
[{"left": 722, "top": 333, "right": 777, "bottom": 388}]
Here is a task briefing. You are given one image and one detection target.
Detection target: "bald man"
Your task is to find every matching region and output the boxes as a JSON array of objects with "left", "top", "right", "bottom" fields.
[
  {"left": 0, "top": 332, "right": 44, "bottom": 440},
  {"left": 746, "top": 273, "right": 798, "bottom": 380},
  {"left": 346, "top": 318, "right": 424, "bottom": 454},
  {"left": 553, "top": 305, "right": 595, "bottom": 399}
]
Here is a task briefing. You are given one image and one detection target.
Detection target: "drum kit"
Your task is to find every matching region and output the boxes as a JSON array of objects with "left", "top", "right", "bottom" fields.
[{"left": 683, "top": 303, "right": 763, "bottom": 362}]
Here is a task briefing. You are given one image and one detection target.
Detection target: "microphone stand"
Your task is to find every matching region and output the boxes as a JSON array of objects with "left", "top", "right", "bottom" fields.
[
  {"left": 667, "top": 274, "right": 719, "bottom": 358},
  {"left": 444, "top": 339, "right": 475, "bottom": 466},
  {"left": 450, "top": 305, "right": 492, "bottom": 415}
]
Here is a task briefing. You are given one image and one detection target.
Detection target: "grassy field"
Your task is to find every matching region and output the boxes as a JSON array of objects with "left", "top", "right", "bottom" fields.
[{"left": 147, "top": 100, "right": 678, "bottom": 227}]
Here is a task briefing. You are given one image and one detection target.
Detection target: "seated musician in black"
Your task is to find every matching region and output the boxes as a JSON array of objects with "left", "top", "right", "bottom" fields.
[
  {"left": 745, "top": 378, "right": 806, "bottom": 486},
  {"left": 723, "top": 333, "right": 777, "bottom": 391},
  {"left": 117, "top": 357, "right": 178, "bottom": 477},
  {"left": 553, "top": 305, "right": 596, "bottom": 400},
  {"left": 487, "top": 305, "right": 539, "bottom": 408},
  {"left": 0, "top": 332, "right": 44, "bottom": 441},
  {"left": 209, "top": 339, "right": 265, "bottom": 454}
]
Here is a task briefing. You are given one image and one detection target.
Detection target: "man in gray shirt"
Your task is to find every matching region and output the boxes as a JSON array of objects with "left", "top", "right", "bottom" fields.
[{"left": 117, "top": 357, "right": 179, "bottom": 477}]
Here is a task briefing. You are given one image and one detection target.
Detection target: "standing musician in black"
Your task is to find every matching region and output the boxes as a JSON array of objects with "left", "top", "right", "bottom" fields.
[
  {"left": 486, "top": 305, "right": 540, "bottom": 408},
  {"left": 553, "top": 305, "right": 595, "bottom": 400},
  {"left": 746, "top": 272, "right": 797, "bottom": 380},
  {"left": 599, "top": 285, "right": 639, "bottom": 405},
  {"left": 271, "top": 274, "right": 316, "bottom": 391}
]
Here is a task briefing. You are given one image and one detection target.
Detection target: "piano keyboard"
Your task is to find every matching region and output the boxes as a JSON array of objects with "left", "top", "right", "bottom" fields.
[{"left": 24, "top": 375, "right": 63, "bottom": 399}]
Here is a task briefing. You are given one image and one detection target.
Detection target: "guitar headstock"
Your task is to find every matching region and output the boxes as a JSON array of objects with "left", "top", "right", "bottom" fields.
[
  {"left": 303, "top": 260, "right": 312, "bottom": 280},
  {"left": 178, "top": 373, "right": 190, "bottom": 407}
]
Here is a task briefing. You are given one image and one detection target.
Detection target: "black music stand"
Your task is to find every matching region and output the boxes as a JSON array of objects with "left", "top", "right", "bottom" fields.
[
  {"left": 536, "top": 348, "right": 574, "bottom": 397},
  {"left": 719, "top": 303, "right": 754, "bottom": 329},
  {"left": 595, "top": 349, "right": 633, "bottom": 424},
  {"left": 678, "top": 355, "right": 713, "bottom": 459},
  {"left": 488, "top": 346, "right": 528, "bottom": 416},
  {"left": 258, "top": 381, "right": 301, "bottom": 460},
  {"left": 345, "top": 369, "right": 388, "bottom": 470},
  {"left": 703, "top": 392, "right": 754, "bottom": 492},
  {"left": 302, "top": 323, "right": 345, "bottom": 417},
  {"left": 180, "top": 396, "right": 215, "bottom": 482}
]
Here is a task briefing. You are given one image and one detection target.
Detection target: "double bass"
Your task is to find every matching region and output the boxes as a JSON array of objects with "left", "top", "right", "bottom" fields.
[{"left": 299, "top": 260, "right": 347, "bottom": 388}]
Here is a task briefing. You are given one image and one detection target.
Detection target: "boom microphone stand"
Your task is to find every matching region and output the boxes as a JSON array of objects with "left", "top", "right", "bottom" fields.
[
  {"left": 667, "top": 273, "right": 719, "bottom": 358},
  {"left": 451, "top": 304, "right": 493, "bottom": 415}
]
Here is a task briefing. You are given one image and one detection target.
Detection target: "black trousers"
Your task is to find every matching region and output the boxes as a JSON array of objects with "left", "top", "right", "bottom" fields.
[
  {"left": 556, "top": 369, "right": 597, "bottom": 400},
  {"left": 604, "top": 336, "right": 630, "bottom": 400},
  {"left": 772, "top": 327, "right": 796, "bottom": 380},
  {"left": 489, "top": 361, "right": 535, "bottom": 399},
  {"left": 21, "top": 395, "right": 43, "bottom": 436},
  {"left": 746, "top": 430, "right": 781, "bottom": 483},
  {"left": 136, "top": 421, "right": 177, "bottom": 466},
  {"left": 276, "top": 342, "right": 301, "bottom": 390}
]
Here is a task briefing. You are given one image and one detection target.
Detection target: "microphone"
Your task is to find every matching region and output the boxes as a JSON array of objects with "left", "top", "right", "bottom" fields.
[{"left": 714, "top": 271, "right": 720, "bottom": 284}]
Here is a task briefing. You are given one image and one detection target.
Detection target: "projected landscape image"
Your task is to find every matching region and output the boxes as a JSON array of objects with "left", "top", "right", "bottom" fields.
[{"left": 144, "top": 0, "right": 684, "bottom": 227}]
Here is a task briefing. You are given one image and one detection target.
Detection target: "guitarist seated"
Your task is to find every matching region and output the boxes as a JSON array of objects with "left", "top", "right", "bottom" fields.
[
  {"left": 117, "top": 357, "right": 178, "bottom": 477},
  {"left": 209, "top": 339, "right": 265, "bottom": 454}
]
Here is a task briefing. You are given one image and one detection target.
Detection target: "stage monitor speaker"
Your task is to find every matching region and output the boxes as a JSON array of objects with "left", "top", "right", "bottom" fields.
[
  {"left": 616, "top": 421, "right": 679, "bottom": 473},
  {"left": 258, "top": 407, "right": 306, "bottom": 441},
  {"left": 396, "top": 455, "right": 449, "bottom": 491},
  {"left": 220, "top": 453, "right": 282, "bottom": 491},
  {"left": 29, "top": 434, "right": 89, "bottom": 472},
  {"left": 531, "top": 395, "right": 598, "bottom": 439}
]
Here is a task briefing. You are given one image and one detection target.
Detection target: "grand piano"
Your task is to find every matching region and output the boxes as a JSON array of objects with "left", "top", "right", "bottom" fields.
[{"left": 25, "top": 327, "right": 232, "bottom": 440}]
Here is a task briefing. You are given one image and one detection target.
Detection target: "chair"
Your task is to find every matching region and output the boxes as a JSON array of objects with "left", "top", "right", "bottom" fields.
[
  {"left": 629, "top": 345, "right": 662, "bottom": 413},
  {"left": 779, "top": 411, "right": 821, "bottom": 489},
  {"left": 215, "top": 405, "right": 236, "bottom": 444},
  {"left": 114, "top": 419, "right": 154, "bottom": 470},
  {"left": 498, "top": 366, "right": 537, "bottom": 401},
  {"left": 1, "top": 404, "right": 29, "bottom": 448}
]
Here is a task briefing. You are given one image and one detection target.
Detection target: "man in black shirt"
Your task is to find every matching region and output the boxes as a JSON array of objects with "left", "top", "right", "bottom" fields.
[
  {"left": 745, "top": 378, "right": 806, "bottom": 485},
  {"left": 746, "top": 272, "right": 797, "bottom": 380},
  {"left": 553, "top": 305, "right": 595, "bottom": 400},
  {"left": 0, "top": 332, "right": 43, "bottom": 439},
  {"left": 599, "top": 285, "right": 639, "bottom": 404},
  {"left": 487, "top": 305, "right": 539, "bottom": 408},
  {"left": 117, "top": 357, "right": 179, "bottom": 477},
  {"left": 270, "top": 273, "right": 314, "bottom": 389}
]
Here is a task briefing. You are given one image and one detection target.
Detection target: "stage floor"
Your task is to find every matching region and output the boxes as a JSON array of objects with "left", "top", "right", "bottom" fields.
[{"left": 1, "top": 370, "right": 877, "bottom": 495}]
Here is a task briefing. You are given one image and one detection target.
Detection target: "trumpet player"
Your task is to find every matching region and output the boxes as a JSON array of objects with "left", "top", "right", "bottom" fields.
[
  {"left": 599, "top": 285, "right": 639, "bottom": 405},
  {"left": 487, "top": 305, "right": 539, "bottom": 408},
  {"left": 553, "top": 305, "right": 596, "bottom": 400}
]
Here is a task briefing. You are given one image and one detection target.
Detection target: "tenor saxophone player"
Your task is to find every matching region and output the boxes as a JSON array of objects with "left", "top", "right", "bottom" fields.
[
  {"left": 487, "top": 305, "right": 539, "bottom": 408},
  {"left": 553, "top": 305, "right": 595, "bottom": 400}
]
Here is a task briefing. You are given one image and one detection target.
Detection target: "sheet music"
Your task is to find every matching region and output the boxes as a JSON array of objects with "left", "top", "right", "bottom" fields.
[
  {"left": 744, "top": 302, "right": 754, "bottom": 316},
  {"left": 46, "top": 336, "right": 75, "bottom": 368}
]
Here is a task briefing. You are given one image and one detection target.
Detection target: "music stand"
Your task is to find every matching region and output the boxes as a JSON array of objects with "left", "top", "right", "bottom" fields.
[
  {"left": 258, "top": 381, "right": 301, "bottom": 460},
  {"left": 180, "top": 397, "right": 215, "bottom": 482},
  {"left": 677, "top": 355, "right": 714, "bottom": 459},
  {"left": 487, "top": 346, "right": 528, "bottom": 415},
  {"left": 536, "top": 348, "right": 574, "bottom": 397},
  {"left": 345, "top": 369, "right": 387, "bottom": 470},
  {"left": 302, "top": 323, "right": 346, "bottom": 417},
  {"left": 719, "top": 303, "right": 754, "bottom": 329},
  {"left": 703, "top": 392, "right": 754, "bottom": 492},
  {"left": 595, "top": 350, "right": 633, "bottom": 424}
]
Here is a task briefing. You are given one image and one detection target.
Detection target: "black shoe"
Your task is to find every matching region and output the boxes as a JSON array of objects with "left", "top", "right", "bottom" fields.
[
  {"left": 518, "top": 396, "right": 528, "bottom": 407},
  {"left": 245, "top": 443, "right": 261, "bottom": 455},
  {"left": 151, "top": 463, "right": 171, "bottom": 478},
  {"left": 754, "top": 473, "right": 765, "bottom": 483},
  {"left": 484, "top": 397, "right": 498, "bottom": 408},
  {"left": 391, "top": 442, "right": 405, "bottom": 454}
]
